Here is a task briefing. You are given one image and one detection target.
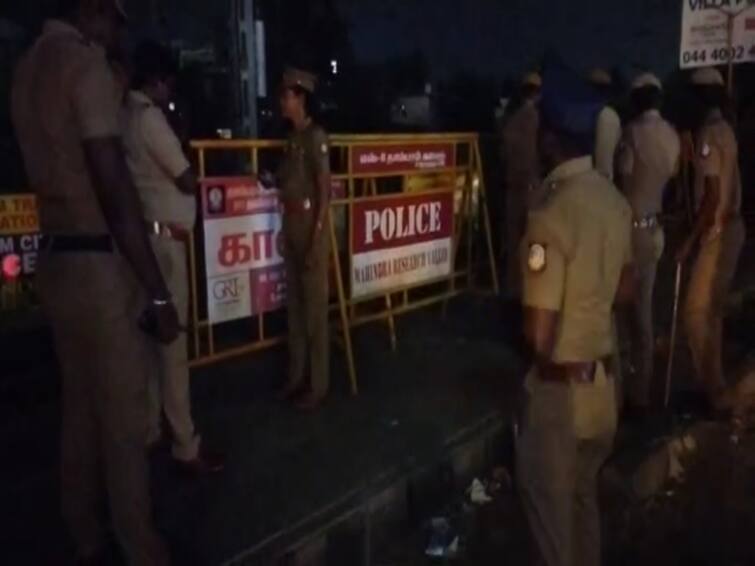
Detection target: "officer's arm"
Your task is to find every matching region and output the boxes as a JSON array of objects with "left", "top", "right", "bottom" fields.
[
  {"left": 83, "top": 139, "right": 171, "bottom": 299},
  {"left": 679, "top": 141, "right": 721, "bottom": 258},
  {"left": 310, "top": 129, "right": 332, "bottom": 237},
  {"left": 142, "top": 107, "right": 197, "bottom": 196},
  {"left": 614, "top": 208, "right": 637, "bottom": 307},
  {"left": 521, "top": 213, "right": 568, "bottom": 365},
  {"left": 616, "top": 129, "right": 635, "bottom": 193},
  {"left": 75, "top": 59, "right": 170, "bottom": 300},
  {"left": 524, "top": 307, "right": 560, "bottom": 363}
]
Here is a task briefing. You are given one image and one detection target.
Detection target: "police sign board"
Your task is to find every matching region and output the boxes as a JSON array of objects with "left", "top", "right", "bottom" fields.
[
  {"left": 680, "top": 0, "right": 755, "bottom": 68},
  {"left": 351, "top": 191, "right": 454, "bottom": 299},
  {"left": 201, "top": 178, "right": 286, "bottom": 324}
]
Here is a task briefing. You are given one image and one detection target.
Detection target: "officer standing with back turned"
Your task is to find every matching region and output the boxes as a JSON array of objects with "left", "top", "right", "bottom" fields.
[
  {"left": 617, "top": 73, "right": 680, "bottom": 417},
  {"left": 501, "top": 72, "right": 542, "bottom": 310},
  {"left": 516, "top": 67, "right": 635, "bottom": 566},
  {"left": 677, "top": 67, "right": 746, "bottom": 415},
  {"left": 12, "top": 1, "right": 175, "bottom": 564}
]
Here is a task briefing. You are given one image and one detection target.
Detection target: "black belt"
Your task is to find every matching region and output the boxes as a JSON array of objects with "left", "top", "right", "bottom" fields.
[
  {"left": 538, "top": 357, "right": 613, "bottom": 384},
  {"left": 42, "top": 234, "right": 114, "bottom": 253}
]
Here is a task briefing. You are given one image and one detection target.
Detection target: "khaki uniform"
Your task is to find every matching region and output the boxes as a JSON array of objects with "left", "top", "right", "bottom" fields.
[
  {"left": 502, "top": 99, "right": 540, "bottom": 298},
  {"left": 278, "top": 124, "right": 331, "bottom": 396},
  {"left": 122, "top": 90, "right": 199, "bottom": 461},
  {"left": 11, "top": 21, "right": 168, "bottom": 564},
  {"left": 685, "top": 109, "right": 745, "bottom": 397},
  {"left": 517, "top": 157, "right": 633, "bottom": 566},
  {"left": 618, "top": 109, "right": 681, "bottom": 407},
  {"left": 594, "top": 106, "right": 622, "bottom": 181}
]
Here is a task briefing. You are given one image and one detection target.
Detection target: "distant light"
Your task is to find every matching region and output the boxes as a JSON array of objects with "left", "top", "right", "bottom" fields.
[
  {"left": 168, "top": 102, "right": 176, "bottom": 112},
  {"left": 330, "top": 59, "right": 338, "bottom": 75},
  {"left": 2, "top": 254, "right": 21, "bottom": 281}
]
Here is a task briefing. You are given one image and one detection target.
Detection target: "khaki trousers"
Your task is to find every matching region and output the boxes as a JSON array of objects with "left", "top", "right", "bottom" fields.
[
  {"left": 284, "top": 213, "right": 330, "bottom": 396},
  {"left": 37, "top": 251, "right": 169, "bottom": 566},
  {"left": 684, "top": 218, "right": 745, "bottom": 396},
  {"left": 147, "top": 236, "right": 199, "bottom": 461},
  {"left": 516, "top": 363, "right": 617, "bottom": 566},
  {"left": 627, "top": 226, "right": 665, "bottom": 407}
]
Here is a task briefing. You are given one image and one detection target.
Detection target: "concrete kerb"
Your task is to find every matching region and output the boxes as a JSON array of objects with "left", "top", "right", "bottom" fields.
[{"left": 222, "top": 411, "right": 506, "bottom": 566}]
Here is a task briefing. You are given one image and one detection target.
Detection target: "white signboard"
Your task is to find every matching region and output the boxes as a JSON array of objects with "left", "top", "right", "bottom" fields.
[
  {"left": 680, "top": 0, "right": 755, "bottom": 68},
  {"left": 201, "top": 178, "right": 286, "bottom": 324},
  {"left": 351, "top": 192, "right": 454, "bottom": 299}
]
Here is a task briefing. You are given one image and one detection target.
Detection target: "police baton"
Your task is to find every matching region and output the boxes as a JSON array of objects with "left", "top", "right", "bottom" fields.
[{"left": 664, "top": 261, "right": 683, "bottom": 409}]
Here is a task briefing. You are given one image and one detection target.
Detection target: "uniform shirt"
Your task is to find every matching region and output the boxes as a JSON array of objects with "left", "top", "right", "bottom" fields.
[
  {"left": 521, "top": 156, "right": 633, "bottom": 363},
  {"left": 278, "top": 123, "right": 330, "bottom": 201},
  {"left": 694, "top": 108, "right": 742, "bottom": 227},
  {"left": 594, "top": 106, "right": 622, "bottom": 181},
  {"left": 11, "top": 20, "right": 121, "bottom": 234},
  {"left": 122, "top": 91, "right": 195, "bottom": 229},
  {"left": 617, "top": 109, "right": 680, "bottom": 219},
  {"left": 502, "top": 99, "right": 540, "bottom": 191}
]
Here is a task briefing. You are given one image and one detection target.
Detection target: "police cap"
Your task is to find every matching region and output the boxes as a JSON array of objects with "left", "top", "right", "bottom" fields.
[{"left": 282, "top": 67, "right": 317, "bottom": 93}]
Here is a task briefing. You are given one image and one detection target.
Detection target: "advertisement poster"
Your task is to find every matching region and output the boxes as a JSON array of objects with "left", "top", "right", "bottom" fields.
[
  {"left": 351, "top": 142, "right": 456, "bottom": 175},
  {"left": 351, "top": 191, "right": 454, "bottom": 299},
  {"left": 0, "top": 194, "right": 41, "bottom": 278},
  {"left": 202, "top": 177, "right": 285, "bottom": 324},
  {"left": 680, "top": 0, "right": 755, "bottom": 68}
]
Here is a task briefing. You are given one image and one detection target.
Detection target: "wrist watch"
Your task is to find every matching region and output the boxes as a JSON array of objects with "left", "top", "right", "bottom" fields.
[{"left": 151, "top": 296, "right": 173, "bottom": 308}]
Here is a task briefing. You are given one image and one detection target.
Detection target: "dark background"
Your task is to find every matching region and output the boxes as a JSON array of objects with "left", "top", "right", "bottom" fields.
[{"left": 2, "top": 0, "right": 755, "bottom": 199}]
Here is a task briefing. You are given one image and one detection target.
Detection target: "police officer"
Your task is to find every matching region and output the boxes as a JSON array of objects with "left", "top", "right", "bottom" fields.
[
  {"left": 11, "top": 1, "right": 175, "bottom": 564},
  {"left": 276, "top": 68, "right": 332, "bottom": 411},
  {"left": 516, "top": 69, "right": 635, "bottom": 566},
  {"left": 617, "top": 73, "right": 681, "bottom": 415},
  {"left": 590, "top": 68, "right": 623, "bottom": 182},
  {"left": 501, "top": 72, "right": 541, "bottom": 304},
  {"left": 123, "top": 41, "right": 224, "bottom": 474},
  {"left": 677, "top": 67, "right": 746, "bottom": 414}
]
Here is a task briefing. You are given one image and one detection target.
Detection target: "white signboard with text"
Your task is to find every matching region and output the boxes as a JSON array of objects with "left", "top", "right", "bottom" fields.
[
  {"left": 201, "top": 177, "right": 286, "bottom": 324},
  {"left": 680, "top": 0, "right": 755, "bottom": 68},
  {"left": 351, "top": 191, "right": 454, "bottom": 299}
]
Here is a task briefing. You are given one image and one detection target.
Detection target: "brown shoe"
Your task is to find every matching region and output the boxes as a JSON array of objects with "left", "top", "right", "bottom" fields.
[
  {"left": 276, "top": 381, "right": 307, "bottom": 402},
  {"left": 295, "top": 392, "right": 325, "bottom": 412},
  {"left": 174, "top": 445, "right": 225, "bottom": 476}
]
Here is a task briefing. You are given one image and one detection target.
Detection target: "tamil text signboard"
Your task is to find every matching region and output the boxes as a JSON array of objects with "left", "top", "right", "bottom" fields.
[
  {"left": 680, "top": 0, "right": 755, "bottom": 68},
  {"left": 351, "top": 191, "right": 454, "bottom": 299},
  {"left": 201, "top": 178, "right": 285, "bottom": 324},
  {"left": 351, "top": 143, "right": 456, "bottom": 175}
]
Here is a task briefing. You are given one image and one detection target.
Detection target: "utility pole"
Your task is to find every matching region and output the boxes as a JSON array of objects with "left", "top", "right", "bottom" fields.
[
  {"left": 230, "top": 0, "right": 266, "bottom": 138},
  {"left": 716, "top": 0, "right": 755, "bottom": 95}
]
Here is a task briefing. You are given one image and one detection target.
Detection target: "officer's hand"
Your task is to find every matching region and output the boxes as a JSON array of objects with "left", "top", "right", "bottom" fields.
[
  {"left": 304, "top": 247, "right": 318, "bottom": 270},
  {"left": 675, "top": 239, "right": 694, "bottom": 264},
  {"left": 154, "top": 302, "right": 181, "bottom": 344},
  {"left": 259, "top": 170, "right": 276, "bottom": 190}
]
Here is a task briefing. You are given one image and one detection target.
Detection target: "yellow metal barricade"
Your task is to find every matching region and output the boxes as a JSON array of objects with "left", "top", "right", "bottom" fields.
[{"left": 189, "top": 133, "right": 498, "bottom": 392}]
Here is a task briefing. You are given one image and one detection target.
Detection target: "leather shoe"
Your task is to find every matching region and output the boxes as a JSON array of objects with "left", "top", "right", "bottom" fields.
[
  {"left": 146, "top": 432, "right": 170, "bottom": 455},
  {"left": 276, "top": 381, "right": 307, "bottom": 402},
  {"left": 174, "top": 445, "right": 225, "bottom": 476},
  {"left": 295, "top": 392, "right": 325, "bottom": 412},
  {"left": 75, "top": 547, "right": 111, "bottom": 566}
]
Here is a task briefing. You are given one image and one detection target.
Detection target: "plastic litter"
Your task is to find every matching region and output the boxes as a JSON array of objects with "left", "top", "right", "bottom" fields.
[
  {"left": 425, "top": 517, "right": 460, "bottom": 559},
  {"left": 467, "top": 478, "right": 493, "bottom": 505}
]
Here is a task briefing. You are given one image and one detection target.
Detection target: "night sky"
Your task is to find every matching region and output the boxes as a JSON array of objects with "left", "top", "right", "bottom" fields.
[
  {"left": 337, "top": 0, "right": 682, "bottom": 80},
  {"left": 3, "top": 0, "right": 684, "bottom": 80}
]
